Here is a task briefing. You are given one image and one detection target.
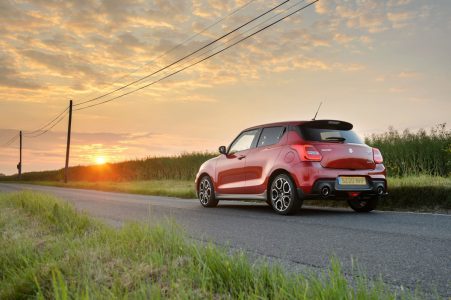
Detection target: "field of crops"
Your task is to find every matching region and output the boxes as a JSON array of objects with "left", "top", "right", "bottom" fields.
[
  {"left": 2, "top": 152, "right": 216, "bottom": 182},
  {"left": 365, "top": 123, "right": 450, "bottom": 177}
]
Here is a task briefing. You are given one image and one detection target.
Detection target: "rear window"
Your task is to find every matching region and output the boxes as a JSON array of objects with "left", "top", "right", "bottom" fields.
[{"left": 299, "top": 127, "right": 363, "bottom": 144}]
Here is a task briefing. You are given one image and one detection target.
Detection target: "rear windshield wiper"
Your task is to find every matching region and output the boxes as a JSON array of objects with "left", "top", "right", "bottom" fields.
[{"left": 325, "top": 137, "right": 346, "bottom": 142}]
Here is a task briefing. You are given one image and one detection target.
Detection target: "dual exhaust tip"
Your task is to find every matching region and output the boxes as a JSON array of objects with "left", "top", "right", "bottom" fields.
[{"left": 318, "top": 184, "right": 385, "bottom": 198}]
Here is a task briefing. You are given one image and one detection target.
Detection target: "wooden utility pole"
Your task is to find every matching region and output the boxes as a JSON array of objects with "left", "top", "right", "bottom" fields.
[
  {"left": 18, "top": 130, "right": 22, "bottom": 178},
  {"left": 64, "top": 100, "right": 73, "bottom": 183}
]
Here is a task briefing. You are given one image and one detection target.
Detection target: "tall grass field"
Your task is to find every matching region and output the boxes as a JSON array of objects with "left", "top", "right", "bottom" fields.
[
  {"left": 0, "top": 191, "right": 420, "bottom": 299},
  {"left": 2, "top": 152, "right": 216, "bottom": 182},
  {"left": 365, "top": 123, "right": 450, "bottom": 177}
]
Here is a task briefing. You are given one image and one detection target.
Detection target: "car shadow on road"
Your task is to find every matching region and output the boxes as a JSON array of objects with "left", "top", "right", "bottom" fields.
[{"left": 215, "top": 201, "right": 355, "bottom": 216}]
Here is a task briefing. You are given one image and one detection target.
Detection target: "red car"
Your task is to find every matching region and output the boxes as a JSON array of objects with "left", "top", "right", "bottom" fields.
[{"left": 195, "top": 120, "right": 387, "bottom": 215}]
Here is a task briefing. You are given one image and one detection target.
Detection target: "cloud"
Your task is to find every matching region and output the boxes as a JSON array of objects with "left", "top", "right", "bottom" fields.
[
  {"left": 387, "top": 0, "right": 412, "bottom": 7},
  {"left": 315, "top": 1, "right": 331, "bottom": 15},
  {"left": 387, "top": 11, "right": 415, "bottom": 28},
  {"left": 334, "top": 33, "right": 354, "bottom": 44},
  {"left": 398, "top": 71, "right": 419, "bottom": 78},
  {"left": 0, "top": 0, "right": 376, "bottom": 105},
  {"left": 317, "top": 0, "right": 420, "bottom": 34},
  {"left": 0, "top": 52, "right": 43, "bottom": 90},
  {"left": 388, "top": 87, "right": 405, "bottom": 93}
]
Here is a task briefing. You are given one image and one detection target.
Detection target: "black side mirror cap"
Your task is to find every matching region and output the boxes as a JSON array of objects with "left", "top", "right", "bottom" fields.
[{"left": 219, "top": 146, "right": 227, "bottom": 154}]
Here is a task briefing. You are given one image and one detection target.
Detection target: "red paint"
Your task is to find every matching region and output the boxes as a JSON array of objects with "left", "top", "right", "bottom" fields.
[{"left": 195, "top": 120, "right": 386, "bottom": 200}]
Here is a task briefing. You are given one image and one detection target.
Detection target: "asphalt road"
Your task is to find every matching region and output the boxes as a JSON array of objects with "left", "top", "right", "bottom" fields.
[{"left": 0, "top": 183, "right": 450, "bottom": 296}]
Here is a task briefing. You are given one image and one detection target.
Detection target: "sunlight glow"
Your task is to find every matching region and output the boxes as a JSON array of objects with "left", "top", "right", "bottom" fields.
[{"left": 95, "top": 156, "right": 106, "bottom": 165}]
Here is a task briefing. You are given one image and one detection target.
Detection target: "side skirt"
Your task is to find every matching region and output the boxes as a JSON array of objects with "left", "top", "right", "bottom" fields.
[{"left": 215, "top": 191, "right": 267, "bottom": 201}]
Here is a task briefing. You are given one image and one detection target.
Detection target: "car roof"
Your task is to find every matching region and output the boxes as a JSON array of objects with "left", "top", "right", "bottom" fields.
[
  {"left": 243, "top": 120, "right": 353, "bottom": 131},
  {"left": 243, "top": 121, "right": 303, "bottom": 131}
]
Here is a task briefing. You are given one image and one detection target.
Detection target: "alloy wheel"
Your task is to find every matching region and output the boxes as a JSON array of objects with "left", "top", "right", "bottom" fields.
[
  {"left": 199, "top": 178, "right": 212, "bottom": 205},
  {"left": 271, "top": 177, "right": 293, "bottom": 212}
]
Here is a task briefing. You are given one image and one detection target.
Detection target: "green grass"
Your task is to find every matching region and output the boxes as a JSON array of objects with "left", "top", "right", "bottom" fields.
[
  {"left": 365, "top": 124, "right": 450, "bottom": 177},
  {"left": 381, "top": 176, "right": 451, "bottom": 211},
  {"left": 0, "top": 191, "right": 417, "bottom": 299},
  {"left": 29, "top": 179, "right": 197, "bottom": 198}
]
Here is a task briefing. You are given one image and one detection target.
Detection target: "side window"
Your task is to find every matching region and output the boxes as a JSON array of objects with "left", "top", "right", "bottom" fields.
[
  {"left": 257, "top": 127, "right": 285, "bottom": 147},
  {"left": 228, "top": 129, "right": 259, "bottom": 154}
]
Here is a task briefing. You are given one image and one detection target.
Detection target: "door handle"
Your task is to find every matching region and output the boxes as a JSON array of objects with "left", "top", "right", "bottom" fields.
[{"left": 238, "top": 155, "right": 246, "bottom": 160}]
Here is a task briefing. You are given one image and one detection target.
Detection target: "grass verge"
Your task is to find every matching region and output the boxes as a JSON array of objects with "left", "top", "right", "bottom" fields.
[
  {"left": 0, "top": 191, "right": 415, "bottom": 299},
  {"left": 26, "top": 179, "right": 196, "bottom": 198}
]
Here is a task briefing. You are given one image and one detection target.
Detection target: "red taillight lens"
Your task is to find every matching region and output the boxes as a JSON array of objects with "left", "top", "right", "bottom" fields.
[
  {"left": 292, "top": 145, "right": 322, "bottom": 162},
  {"left": 373, "top": 148, "right": 383, "bottom": 164}
]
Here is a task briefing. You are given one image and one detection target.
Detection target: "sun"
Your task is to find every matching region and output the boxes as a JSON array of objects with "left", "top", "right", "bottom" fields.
[{"left": 95, "top": 156, "right": 106, "bottom": 165}]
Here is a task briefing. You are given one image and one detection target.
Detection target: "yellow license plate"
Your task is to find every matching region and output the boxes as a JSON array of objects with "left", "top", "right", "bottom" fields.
[{"left": 339, "top": 176, "right": 367, "bottom": 185}]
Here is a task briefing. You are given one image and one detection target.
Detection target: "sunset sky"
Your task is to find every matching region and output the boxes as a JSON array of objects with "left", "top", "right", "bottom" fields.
[{"left": 0, "top": 0, "right": 450, "bottom": 175}]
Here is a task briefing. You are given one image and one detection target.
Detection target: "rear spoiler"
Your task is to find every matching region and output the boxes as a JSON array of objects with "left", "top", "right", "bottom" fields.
[{"left": 299, "top": 120, "right": 353, "bottom": 130}]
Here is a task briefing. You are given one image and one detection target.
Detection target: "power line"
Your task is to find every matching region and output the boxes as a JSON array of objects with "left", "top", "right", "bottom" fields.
[
  {"left": 74, "top": 0, "right": 292, "bottom": 108},
  {"left": 23, "top": 106, "right": 69, "bottom": 136},
  {"left": 134, "top": 0, "right": 308, "bottom": 90},
  {"left": 74, "top": 0, "right": 318, "bottom": 111},
  {"left": 76, "top": 0, "right": 257, "bottom": 104},
  {"left": 1, "top": 133, "right": 19, "bottom": 147},
  {"left": 24, "top": 111, "right": 67, "bottom": 138}
]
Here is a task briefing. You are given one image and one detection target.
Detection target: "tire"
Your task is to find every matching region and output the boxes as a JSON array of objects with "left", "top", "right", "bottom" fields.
[
  {"left": 347, "top": 197, "right": 378, "bottom": 212},
  {"left": 269, "top": 174, "right": 302, "bottom": 215},
  {"left": 198, "top": 176, "right": 218, "bottom": 207}
]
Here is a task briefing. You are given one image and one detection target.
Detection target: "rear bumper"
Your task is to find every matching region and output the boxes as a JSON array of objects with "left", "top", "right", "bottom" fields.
[
  {"left": 300, "top": 178, "right": 387, "bottom": 199},
  {"left": 291, "top": 162, "right": 387, "bottom": 200}
]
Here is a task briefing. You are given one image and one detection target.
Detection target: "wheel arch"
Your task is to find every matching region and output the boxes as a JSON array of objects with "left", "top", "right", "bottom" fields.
[
  {"left": 196, "top": 172, "right": 213, "bottom": 191},
  {"left": 267, "top": 168, "right": 297, "bottom": 199}
]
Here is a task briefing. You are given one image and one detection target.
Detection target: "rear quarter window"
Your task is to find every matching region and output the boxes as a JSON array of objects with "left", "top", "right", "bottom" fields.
[{"left": 257, "top": 126, "right": 286, "bottom": 147}]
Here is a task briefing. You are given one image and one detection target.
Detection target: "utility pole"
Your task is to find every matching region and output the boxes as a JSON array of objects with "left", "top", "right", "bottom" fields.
[
  {"left": 64, "top": 100, "right": 73, "bottom": 183},
  {"left": 18, "top": 130, "right": 22, "bottom": 179}
]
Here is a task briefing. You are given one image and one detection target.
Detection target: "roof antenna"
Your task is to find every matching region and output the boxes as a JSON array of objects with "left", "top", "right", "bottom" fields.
[{"left": 312, "top": 101, "right": 323, "bottom": 120}]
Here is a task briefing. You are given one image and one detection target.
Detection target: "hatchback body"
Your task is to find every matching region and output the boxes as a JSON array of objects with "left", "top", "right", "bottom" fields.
[{"left": 195, "top": 120, "right": 387, "bottom": 215}]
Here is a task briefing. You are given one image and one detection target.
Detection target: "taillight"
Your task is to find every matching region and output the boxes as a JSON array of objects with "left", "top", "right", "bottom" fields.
[
  {"left": 373, "top": 148, "right": 383, "bottom": 164},
  {"left": 292, "top": 145, "right": 322, "bottom": 162}
]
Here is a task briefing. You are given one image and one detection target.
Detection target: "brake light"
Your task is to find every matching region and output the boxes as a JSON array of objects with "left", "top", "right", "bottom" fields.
[
  {"left": 373, "top": 148, "right": 383, "bottom": 164},
  {"left": 292, "top": 145, "right": 322, "bottom": 162}
]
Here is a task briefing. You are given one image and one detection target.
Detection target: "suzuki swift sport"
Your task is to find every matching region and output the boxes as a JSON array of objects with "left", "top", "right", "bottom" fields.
[{"left": 195, "top": 120, "right": 387, "bottom": 215}]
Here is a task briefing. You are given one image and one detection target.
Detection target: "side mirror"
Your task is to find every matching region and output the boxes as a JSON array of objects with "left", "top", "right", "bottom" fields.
[{"left": 219, "top": 146, "right": 227, "bottom": 155}]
